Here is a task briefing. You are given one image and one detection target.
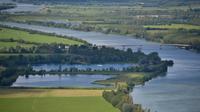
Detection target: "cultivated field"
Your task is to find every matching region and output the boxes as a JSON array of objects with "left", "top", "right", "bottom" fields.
[{"left": 0, "top": 88, "right": 119, "bottom": 112}]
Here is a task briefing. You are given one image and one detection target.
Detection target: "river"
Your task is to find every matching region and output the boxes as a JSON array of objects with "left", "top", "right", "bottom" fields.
[{"left": 0, "top": 21, "right": 200, "bottom": 112}]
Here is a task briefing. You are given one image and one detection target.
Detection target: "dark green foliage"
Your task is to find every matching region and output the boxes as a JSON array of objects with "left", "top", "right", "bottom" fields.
[
  {"left": 0, "top": 68, "right": 19, "bottom": 86},
  {"left": 0, "top": 44, "right": 148, "bottom": 66},
  {"left": 68, "top": 45, "right": 145, "bottom": 64},
  {"left": 103, "top": 89, "right": 142, "bottom": 112},
  {"left": 122, "top": 103, "right": 134, "bottom": 112}
]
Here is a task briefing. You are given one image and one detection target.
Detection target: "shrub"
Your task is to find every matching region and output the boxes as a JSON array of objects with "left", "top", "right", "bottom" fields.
[{"left": 122, "top": 103, "right": 134, "bottom": 112}]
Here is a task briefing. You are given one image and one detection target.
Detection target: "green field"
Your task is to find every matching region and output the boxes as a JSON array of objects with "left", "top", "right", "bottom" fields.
[
  {"left": 0, "top": 97, "right": 119, "bottom": 112},
  {"left": 0, "top": 89, "right": 119, "bottom": 112},
  {"left": 0, "top": 27, "right": 82, "bottom": 48}
]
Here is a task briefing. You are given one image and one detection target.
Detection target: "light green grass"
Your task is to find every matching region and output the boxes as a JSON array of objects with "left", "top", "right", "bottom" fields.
[
  {"left": 144, "top": 24, "right": 200, "bottom": 30},
  {"left": 0, "top": 28, "right": 83, "bottom": 45},
  {"left": 0, "top": 97, "right": 119, "bottom": 112}
]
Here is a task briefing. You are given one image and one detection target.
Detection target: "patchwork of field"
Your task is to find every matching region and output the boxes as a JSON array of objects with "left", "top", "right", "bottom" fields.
[{"left": 0, "top": 88, "right": 119, "bottom": 112}]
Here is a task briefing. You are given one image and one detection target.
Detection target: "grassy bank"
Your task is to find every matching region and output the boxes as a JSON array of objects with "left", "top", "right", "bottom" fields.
[{"left": 0, "top": 88, "right": 119, "bottom": 112}]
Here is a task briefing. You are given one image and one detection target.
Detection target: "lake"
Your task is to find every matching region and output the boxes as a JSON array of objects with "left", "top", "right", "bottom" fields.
[
  {"left": 12, "top": 74, "right": 113, "bottom": 88},
  {"left": 1, "top": 22, "right": 200, "bottom": 112},
  {"left": 12, "top": 64, "right": 134, "bottom": 88}
]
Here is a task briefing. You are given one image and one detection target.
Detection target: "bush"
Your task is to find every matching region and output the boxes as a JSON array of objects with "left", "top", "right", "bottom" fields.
[{"left": 122, "top": 103, "right": 134, "bottom": 112}]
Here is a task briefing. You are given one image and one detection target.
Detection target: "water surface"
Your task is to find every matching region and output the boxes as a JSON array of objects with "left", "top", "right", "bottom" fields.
[{"left": 12, "top": 74, "right": 113, "bottom": 88}]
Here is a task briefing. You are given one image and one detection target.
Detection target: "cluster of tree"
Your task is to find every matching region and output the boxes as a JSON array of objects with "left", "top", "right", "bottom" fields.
[
  {"left": 137, "top": 52, "right": 173, "bottom": 72},
  {"left": 0, "top": 46, "right": 140, "bottom": 66},
  {"left": 103, "top": 89, "right": 145, "bottom": 112},
  {"left": 0, "top": 67, "right": 32, "bottom": 86},
  {"left": 68, "top": 45, "right": 146, "bottom": 64},
  {"left": 1, "top": 44, "right": 173, "bottom": 67},
  {"left": 0, "top": 54, "right": 73, "bottom": 67}
]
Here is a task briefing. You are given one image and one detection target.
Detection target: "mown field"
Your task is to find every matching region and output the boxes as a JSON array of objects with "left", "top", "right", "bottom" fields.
[
  {"left": 0, "top": 89, "right": 119, "bottom": 112},
  {"left": 0, "top": 27, "right": 83, "bottom": 48}
]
